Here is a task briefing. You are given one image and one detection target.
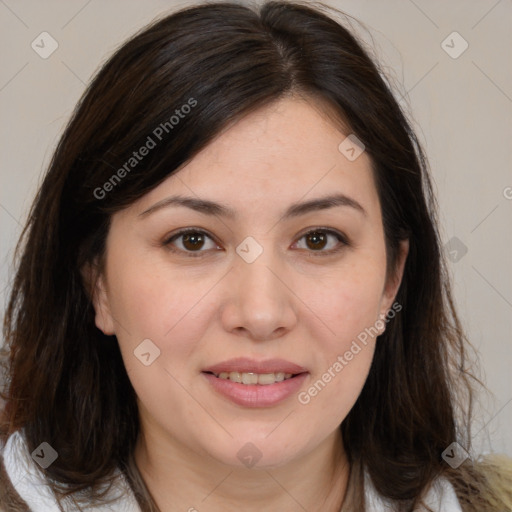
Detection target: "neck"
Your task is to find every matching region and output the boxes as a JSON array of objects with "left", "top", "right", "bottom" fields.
[{"left": 134, "top": 425, "right": 349, "bottom": 512}]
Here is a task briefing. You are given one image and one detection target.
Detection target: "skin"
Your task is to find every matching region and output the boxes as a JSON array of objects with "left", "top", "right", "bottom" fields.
[{"left": 88, "top": 94, "right": 408, "bottom": 511}]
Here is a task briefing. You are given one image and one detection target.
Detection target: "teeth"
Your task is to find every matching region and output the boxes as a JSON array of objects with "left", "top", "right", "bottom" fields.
[
  {"left": 215, "top": 372, "right": 294, "bottom": 385},
  {"left": 242, "top": 372, "right": 258, "bottom": 384}
]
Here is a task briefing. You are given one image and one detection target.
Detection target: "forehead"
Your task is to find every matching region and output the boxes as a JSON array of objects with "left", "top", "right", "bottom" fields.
[{"left": 133, "top": 95, "right": 380, "bottom": 221}]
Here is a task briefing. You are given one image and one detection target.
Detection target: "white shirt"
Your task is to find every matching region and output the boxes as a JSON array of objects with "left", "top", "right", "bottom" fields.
[{"left": 1, "top": 430, "right": 463, "bottom": 511}]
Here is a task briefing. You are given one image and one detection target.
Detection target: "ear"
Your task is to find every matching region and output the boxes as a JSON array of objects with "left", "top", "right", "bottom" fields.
[
  {"left": 81, "top": 260, "right": 116, "bottom": 336},
  {"left": 377, "top": 239, "right": 409, "bottom": 330}
]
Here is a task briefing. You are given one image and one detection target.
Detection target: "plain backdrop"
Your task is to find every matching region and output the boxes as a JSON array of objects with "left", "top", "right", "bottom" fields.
[{"left": 1, "top": 0, "right": 511, "bottom": 457}]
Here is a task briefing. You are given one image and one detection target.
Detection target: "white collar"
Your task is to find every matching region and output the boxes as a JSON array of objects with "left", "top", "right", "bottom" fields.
[
  {"left": 2, "top": 429, "right": 140, "bottom": 511},
  {"left": 3, "top": 429, "right": 462, "bottom": 511},
  {"left": 364, "top": 467, "right": 463, "bottom": 511}
]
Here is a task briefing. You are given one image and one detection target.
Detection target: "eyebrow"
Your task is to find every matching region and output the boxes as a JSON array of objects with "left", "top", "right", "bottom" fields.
[{"left": 138, "top": 193, "right": 367, "bottom": 220}]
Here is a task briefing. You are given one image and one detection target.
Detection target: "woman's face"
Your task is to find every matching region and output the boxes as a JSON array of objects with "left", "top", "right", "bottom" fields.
[{"left": 91, "top": 95, "right": 407, "bottom": 468}]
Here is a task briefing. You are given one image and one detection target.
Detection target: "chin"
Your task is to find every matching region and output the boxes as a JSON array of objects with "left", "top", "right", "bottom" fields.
[{"left": 206, "top": 436, "right": 307, "bottom": 470}]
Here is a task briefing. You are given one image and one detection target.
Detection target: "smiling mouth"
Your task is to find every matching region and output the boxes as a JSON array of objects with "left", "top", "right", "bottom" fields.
[{"left": 204, "top": 371, "right": 302, "bottom": 385}]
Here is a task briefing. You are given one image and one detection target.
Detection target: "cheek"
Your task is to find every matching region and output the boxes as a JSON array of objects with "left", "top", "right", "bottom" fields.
[
  {"left": 106, "top": 242, "right": 197, "bottom": 332},
  {"left": 299, "top": 343, "right": 375, "bottom": 434},
  {"left": 296, "top": 285, "right": 379, "bottom": 427},
  {"left": 293, "top": 259, "right": 384, "bottom": 413},
  {"left": 302, "top": 259, "right": 385, "bottom": 347},
  {"left": 105, "top": 252, "right": 220, "bottom": 374},
  {"left": 105, "top": 264, "right": 218, "bottom": 427}
]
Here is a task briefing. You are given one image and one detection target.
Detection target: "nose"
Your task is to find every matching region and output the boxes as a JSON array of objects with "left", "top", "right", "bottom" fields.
[{"left": 220, "top": 243, "right": 298, "bottom": 342}]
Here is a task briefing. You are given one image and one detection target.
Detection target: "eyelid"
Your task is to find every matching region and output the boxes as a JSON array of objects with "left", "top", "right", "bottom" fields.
[
  {"left": 292, "top": 227, "right": 349, "bottom": 257},
  {"left": 162, "top": 226, "right": 349, "bottom": 257},
  {"left": 162, "top": 228, "right": 220, "bottom": 257}
]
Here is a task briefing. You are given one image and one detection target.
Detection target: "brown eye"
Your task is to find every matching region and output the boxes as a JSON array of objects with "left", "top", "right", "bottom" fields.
[
  {"left": 163, "top": 227, "right": 348, "bottom": 258},
  {"left": 163, "top": 229, "right": 219, "bottom": 256},
  {"left": 294, "top": 228, "right": 348, "bottom": 256},
  {"left": 305, "top": 231, "right": 328, "bottom": 250},
  {"left": 181, "top": 232, "right": 206, "bottom": 251}
]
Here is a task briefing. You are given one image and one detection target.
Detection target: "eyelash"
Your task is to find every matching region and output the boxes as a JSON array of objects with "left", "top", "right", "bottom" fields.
[{"left": 162, "top": 227, "right": 349, "bottom": 258}]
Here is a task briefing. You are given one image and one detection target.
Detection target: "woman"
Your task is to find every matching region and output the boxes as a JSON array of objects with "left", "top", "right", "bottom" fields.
[{"left": 1, "top": 1, "right": 511, "bottom": 510}]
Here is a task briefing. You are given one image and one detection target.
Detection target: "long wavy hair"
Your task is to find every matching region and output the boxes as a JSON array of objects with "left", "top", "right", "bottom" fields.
[{"left": 1, "top": 1, "right": 510, "bottom": 511}]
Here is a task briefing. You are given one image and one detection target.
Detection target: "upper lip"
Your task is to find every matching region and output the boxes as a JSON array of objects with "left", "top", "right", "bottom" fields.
[{"left": 203, "top": 357, "right": 308, "bottom": 375}]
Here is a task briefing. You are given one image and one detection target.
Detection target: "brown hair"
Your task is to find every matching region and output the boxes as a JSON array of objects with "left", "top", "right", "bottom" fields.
[{"left": 1, "top": 1, "right": 510, "bottom": 511}]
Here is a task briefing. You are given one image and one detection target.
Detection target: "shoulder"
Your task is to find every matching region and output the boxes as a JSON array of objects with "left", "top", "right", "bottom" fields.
[
  {"left": 365, "top": 471, "right": 463, "bottom": 511},
  {"left": 0, "top": 451, "right": 29, "bottom": 511},
  {"left": 420, "top": 477, "right": 463, "bottom": 511},
  {"left": 0, "top": 429, "right": 140, "bottom": 511},
  {"left": 0, "top": 430, "right": 42, "bottom": 511}
]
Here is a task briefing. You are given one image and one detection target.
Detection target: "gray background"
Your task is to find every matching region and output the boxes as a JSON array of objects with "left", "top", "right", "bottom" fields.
[{"left": 1, "top": 0, "right": 511, "bottom": 456}]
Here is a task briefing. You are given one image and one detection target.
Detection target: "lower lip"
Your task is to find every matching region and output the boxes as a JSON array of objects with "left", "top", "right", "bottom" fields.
[{"left": 202, "top": 372, "right": 308, "bottom": 408}]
